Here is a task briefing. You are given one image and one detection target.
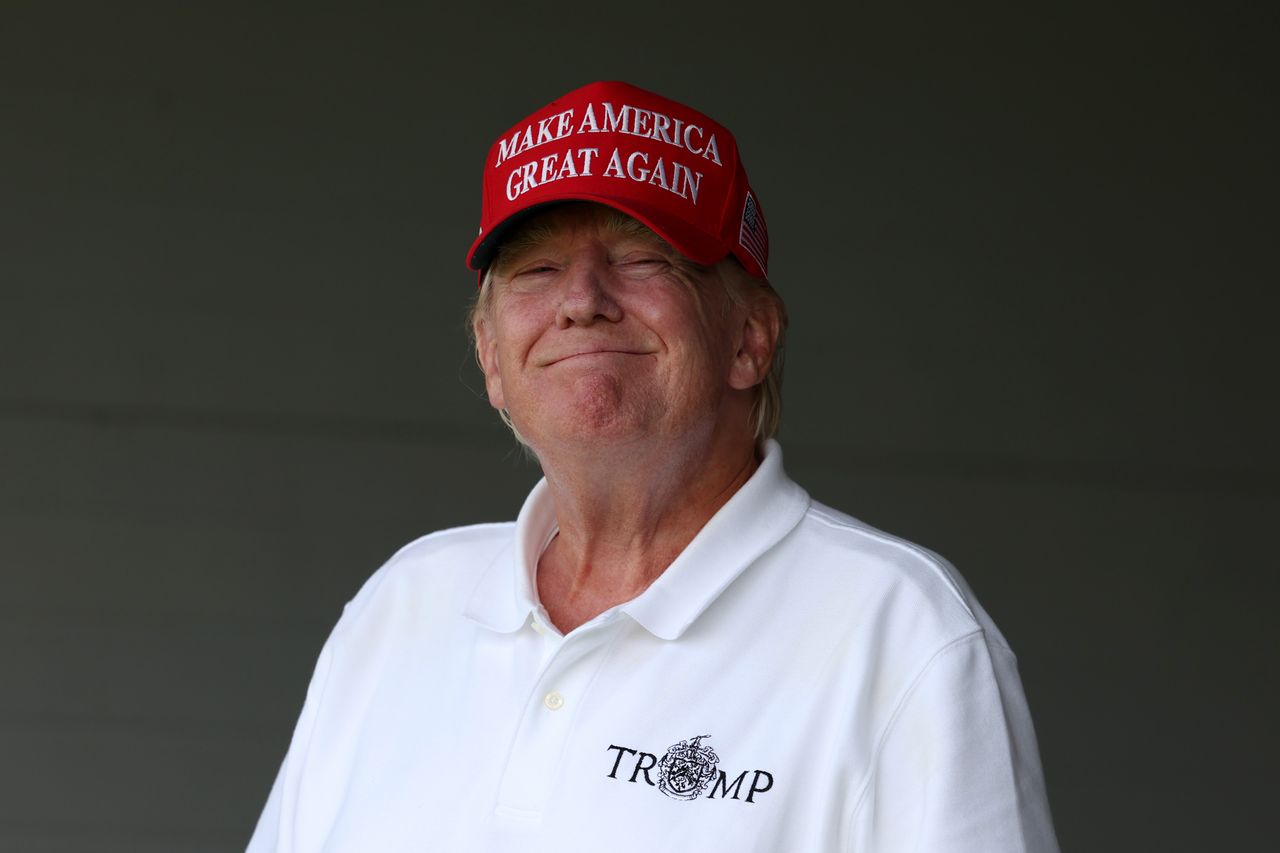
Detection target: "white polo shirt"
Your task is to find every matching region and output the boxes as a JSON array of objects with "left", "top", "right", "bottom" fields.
[{"left": 248, "top": 441, "right": 1058, "bottom": 852}]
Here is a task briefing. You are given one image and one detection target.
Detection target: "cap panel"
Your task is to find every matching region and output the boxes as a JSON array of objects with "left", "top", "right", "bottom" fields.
[{"left": 467, "top": 81, "right": 768, "bottom": 280}]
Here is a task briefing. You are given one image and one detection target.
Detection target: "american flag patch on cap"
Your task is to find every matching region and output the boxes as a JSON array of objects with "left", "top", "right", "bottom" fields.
[{"left": 738, "top": 190, "right": 769, "bottom": 275}]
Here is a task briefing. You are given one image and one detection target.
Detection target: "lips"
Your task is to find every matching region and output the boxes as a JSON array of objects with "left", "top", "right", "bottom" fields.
[{"left": 542, "top": 347, "right": 652, "bottom": 366}]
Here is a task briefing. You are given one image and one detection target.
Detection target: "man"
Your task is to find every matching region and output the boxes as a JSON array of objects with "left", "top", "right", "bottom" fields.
[{"left": 248, "top": 81, "right": 1058, "bottom": 852}]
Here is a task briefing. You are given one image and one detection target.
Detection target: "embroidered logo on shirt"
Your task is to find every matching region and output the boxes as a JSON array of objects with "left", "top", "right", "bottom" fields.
[
  {"left": 657, "top": 735, "right": 719, "bottom": 800},
  {"left": 605, "top": 736, "right": 774, "bottom": 803}
]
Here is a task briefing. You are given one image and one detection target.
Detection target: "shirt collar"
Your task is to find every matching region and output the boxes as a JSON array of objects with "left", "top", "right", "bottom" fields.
[
  {"left": 464, "top": 440, "right": 811, "bottom": 640},
  {"left": 463, "top": 477, "right": 555, "bottom": 633}
]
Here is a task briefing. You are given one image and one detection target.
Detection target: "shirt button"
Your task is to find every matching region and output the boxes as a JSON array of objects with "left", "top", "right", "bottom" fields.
[{"left": 543, "top": 691, "right": 565, "bottom": 711}]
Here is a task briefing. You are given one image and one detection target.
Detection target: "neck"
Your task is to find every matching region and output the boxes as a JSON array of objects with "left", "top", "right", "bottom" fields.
[{"left": 533, "top": 430, "right": 759, "bottom": 634}]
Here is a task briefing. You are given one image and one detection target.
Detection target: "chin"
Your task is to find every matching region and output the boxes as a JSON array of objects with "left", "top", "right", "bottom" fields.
[
  {"left": 521, "top": 405, "right": 653, "bottom": 456},
  {"left": 511, "top": 374, "right": 684, "bottom": 453},
  {"left": 551, "top": 410, "right": 650, "bottom": 449}
]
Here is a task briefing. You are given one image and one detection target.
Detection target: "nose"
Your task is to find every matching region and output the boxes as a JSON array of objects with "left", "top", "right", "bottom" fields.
[{"left": 556, "top": 251, "right": 623, "bottom": 328}]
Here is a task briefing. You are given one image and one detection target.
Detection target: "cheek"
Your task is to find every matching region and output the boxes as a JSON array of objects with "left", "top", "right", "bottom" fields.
[
  {"left": 489, "top": 304, "right": 544, "bottom": 362},
  {"left": 679, "top": 305, "right": 738, "bottom": 369},
  {"left": 644, "top": 289, "right": 712, "bottom": 339}
]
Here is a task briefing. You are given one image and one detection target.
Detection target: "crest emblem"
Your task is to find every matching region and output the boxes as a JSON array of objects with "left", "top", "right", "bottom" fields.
[{"left": 657, "top": 735, "right": 720, "bottom": 801}]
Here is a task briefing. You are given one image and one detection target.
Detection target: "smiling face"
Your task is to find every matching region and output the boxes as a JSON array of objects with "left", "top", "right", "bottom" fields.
[{"left": 474, "top": 204, "right": 774, "bottom": 459}]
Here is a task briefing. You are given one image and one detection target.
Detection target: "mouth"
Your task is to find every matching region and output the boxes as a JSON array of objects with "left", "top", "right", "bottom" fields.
[{"left": 542, "top": 349, "right": 652, "bottom": 366}]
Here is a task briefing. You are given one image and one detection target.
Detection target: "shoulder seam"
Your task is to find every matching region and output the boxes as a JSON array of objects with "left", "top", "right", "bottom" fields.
[{"left": 805, "top": 505, "right": 976, "bottom": 623}]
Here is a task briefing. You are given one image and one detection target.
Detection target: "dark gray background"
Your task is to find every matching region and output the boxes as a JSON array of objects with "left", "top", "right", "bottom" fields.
[{"left": 2, "top": 2, "right": 1275, "bottom": 851}]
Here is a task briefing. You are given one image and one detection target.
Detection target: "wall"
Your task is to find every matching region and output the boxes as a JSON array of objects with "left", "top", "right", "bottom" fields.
[{"left": 2, "top": 3, "right": 1275, "bottom": 850}]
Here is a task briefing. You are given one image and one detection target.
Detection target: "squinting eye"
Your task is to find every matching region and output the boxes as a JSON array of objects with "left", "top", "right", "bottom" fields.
[
  {"left": 514, "top": 265, "right": 557, "bottom": 277},
  {"left": 619, "top": 256, "right": 666, "bottom": 269}
]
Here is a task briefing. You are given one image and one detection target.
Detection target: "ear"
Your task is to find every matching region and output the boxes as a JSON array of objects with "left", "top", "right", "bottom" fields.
[
  {"left": 473, "top": 313, "right": 507, "bottom": 410},
  {"left": 728, "top": 296, "right": 781, "bottom": 391}
]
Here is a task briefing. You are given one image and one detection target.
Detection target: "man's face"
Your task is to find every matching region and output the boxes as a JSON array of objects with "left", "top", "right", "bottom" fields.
[{"left": 474, "top": 204, "right": 759, "bottom": 455}]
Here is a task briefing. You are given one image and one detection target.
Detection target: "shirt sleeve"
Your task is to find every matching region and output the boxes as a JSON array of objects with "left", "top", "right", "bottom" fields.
[
  {"left": 244, "top": 632, "right": 338, "bottom": 853},
  {"left": 845, "top": 632, "right": 1059, "bottom": 853}
]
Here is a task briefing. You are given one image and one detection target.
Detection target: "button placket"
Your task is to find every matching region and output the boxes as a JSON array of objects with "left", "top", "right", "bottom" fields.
[{"left": 494, "top": 621, "right": 620, "bottom": 818}]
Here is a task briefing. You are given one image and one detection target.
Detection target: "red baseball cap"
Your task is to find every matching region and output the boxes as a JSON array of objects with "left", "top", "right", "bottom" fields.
[{"left": 466, "top": 80, "right": 769, "bottom": 280}]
